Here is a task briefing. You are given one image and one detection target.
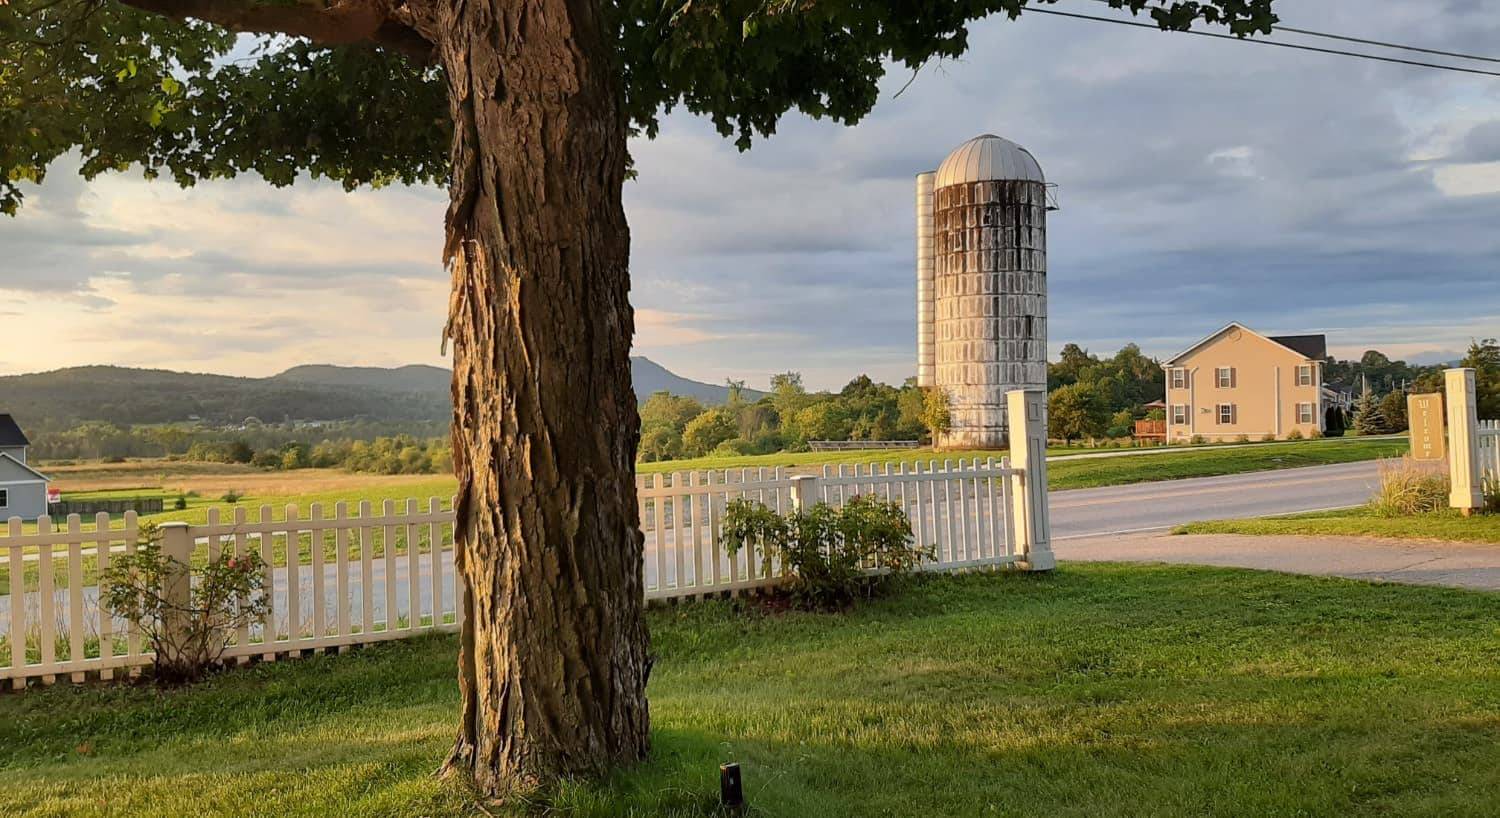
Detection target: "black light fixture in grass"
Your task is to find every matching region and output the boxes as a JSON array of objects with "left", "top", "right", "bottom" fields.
[{"left": 720, "top": 762, "right": 744, "bottom": 808}]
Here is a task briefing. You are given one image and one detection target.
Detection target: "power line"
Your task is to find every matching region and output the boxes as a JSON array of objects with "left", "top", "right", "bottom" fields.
[
  {"left": 1272, "top": 25, "right": 1500, "bottom": 66},
  {"left": 1026, "top": 7, "right": 1500, "bottom": 78},
  {"left": 1077, "top": 0, "right": 1500, "bottom": 66}
]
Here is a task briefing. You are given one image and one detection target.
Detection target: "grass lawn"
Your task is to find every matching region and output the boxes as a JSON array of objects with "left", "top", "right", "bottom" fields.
[
  {"left": 630, "top": 435, "right": 1405, "bottom": 476},
  {"left": 1046, "top": 436, "right": 1406, "bottom": 490},
  {"left": 17, "top": 436, "right": 1407, "bottom": 536},
  {"left": 1176, "top": 506, "right": 1500, "bottom": 544},
  {"left": 2, "top": 563, "right": 1498, "bottom": 817}
]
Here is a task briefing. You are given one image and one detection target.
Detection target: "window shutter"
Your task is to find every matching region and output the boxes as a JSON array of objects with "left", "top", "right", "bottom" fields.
[{"left": 1230, "top": 368, "right": 1237, "bottom": 388}]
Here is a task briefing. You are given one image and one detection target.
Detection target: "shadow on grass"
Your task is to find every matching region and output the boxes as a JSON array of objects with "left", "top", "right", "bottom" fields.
[{"left": 2, "top": 565, "right": 1498, "bottom": 816}]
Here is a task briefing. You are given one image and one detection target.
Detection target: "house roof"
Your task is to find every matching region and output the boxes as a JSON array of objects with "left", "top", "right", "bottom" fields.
[
  {"left": 1268, "top": 334, "right": 1328, "bottom": 361},
  {"left": 0, "top": 452, "right": 48, "bottom": 483},
  {"left": 0, "top": 414, "right": 29, "bottom": 447},
  {"left": 1163, "top": 322, "right": 1327, "bottom": 365}
]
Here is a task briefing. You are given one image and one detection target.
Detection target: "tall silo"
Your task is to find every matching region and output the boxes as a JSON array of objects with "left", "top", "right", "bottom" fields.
[{"left": 916, "top": 134, "right": 1055, "bottom": 448}]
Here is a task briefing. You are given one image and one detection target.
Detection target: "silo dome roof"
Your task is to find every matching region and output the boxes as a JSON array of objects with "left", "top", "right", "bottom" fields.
[{"left": 934, "top": 134, "right": 1045, "bottom": 187}]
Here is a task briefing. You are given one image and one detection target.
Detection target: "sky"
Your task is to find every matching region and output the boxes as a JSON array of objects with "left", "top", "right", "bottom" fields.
[{"left": 3, "top": 0, "right": 1500, "bottom": 391}]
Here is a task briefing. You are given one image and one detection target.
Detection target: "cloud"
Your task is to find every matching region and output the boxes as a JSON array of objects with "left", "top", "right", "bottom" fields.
[{"left": 4, "top": 0, "right": 1500, "bottom": 389}]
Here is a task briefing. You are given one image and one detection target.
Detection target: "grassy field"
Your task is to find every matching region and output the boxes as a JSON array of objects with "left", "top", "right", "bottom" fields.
[
  {"left": 2, "top": 564, "right": 1498, "bottom": 817},
  {"left": 1176, "top": 506, "right": 1500, "bottom": 544},
  {"left": 30, "top": 436, "right": 1407, "bottom": 528},
  {"left": 629, "top": 435, "right": 1405, "bottom": 476},
  {"left": 1045, "top": 436, "right": 1406, "bottom": 490}
]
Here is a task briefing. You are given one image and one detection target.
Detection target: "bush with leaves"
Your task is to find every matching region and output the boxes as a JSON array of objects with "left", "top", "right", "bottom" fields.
[
  {"left": 99, "top": 522, "right": 270, "bottom": 684},
  {"left": 719, "top": 494, "right": 926, "bottom": 609}
]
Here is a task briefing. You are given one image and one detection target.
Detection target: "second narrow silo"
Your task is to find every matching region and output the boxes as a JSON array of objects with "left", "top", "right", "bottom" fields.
[{"left": 923, "top": 134, "right": 1053, "bottom": 448}]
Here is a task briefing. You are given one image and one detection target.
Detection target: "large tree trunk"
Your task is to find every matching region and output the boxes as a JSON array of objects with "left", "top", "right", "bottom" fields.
[{"left": 436, "top": 0, "right": 649, "bottom": 796}]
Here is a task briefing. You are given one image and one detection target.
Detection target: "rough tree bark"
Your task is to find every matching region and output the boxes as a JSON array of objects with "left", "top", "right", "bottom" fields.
[{"left": 434, "top": 0, "right": 650, "bottom": 796}]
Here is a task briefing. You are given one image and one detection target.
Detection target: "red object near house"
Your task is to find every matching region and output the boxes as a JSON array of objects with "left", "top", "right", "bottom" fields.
[{"left": 1133, "top": 419, "right": 1167, "bottom": 443}]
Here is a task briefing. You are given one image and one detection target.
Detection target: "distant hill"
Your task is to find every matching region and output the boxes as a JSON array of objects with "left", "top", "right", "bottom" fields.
[
  {"left": 273, "top": 364, "right": 452, "bottom": 393},
  {"left": 631, "top": 357, "right": 766, "bottom": 404},
  {"left": 0, "top": 358, "right": 758, "bottom": 428}
]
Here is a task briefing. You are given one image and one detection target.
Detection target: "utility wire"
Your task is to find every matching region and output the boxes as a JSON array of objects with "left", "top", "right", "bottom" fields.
[
  {"left": 1272, "top": 25, "right": 1500, "bottom": 66},
  {"left": 1026, "top": 7, "right": 1500, "bottom": 78},
  {"left": 1077, "top": 0, "right": 1500, "bottom": 66}
]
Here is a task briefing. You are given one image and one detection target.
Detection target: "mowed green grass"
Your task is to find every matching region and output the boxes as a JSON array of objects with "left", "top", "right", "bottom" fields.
[
  {"left": 19, "top": 437, "right": 1406, "bottom": 538},
  {"left": 631, "top": 436, "right": 1405, "bottom": 476},
  {"left": 633, "top": 444, "right": 1088, "bottom": 474},
  {"left": 1045, "top": 436, "right": 1407, "bottom": 490},
  {"left": 2, "top": 564, "right": 1498, "bottom": 817},
  {"left": 1177, "top": 506, "right": 1500, "bottom": 544}
]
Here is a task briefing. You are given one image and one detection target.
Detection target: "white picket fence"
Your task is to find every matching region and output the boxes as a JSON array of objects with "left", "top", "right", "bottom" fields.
[
  {"left": 1, "top": 456, "right": 1047, "bottom": 688},
  {"left": 639, "top": 458, "right": 1027, "bottom": 599},
  {"left": 1, "top": 500, "right": 459, "bottom": 688},
  {"left": 1479, "top": 419, "right": 1499, "bottom": 484}
]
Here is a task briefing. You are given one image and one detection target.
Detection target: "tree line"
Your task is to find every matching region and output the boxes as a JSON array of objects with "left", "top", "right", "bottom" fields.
[
  {"left": 32, "top": 420, "right": 452, "bottom": 475},
  {"left": 638, "top": 338, "right": 1500, "bottom": 456},
  {"left": 637, "top": 374, "right": 949, "bottom": 462},
  {"left": 1349, "top": 339, "right": 1500, "bottom": 434}
]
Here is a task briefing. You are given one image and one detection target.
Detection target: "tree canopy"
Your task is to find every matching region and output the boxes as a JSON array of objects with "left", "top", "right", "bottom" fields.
[{"left": 3, "top": 0, "right": 1277, "bottom": 214}]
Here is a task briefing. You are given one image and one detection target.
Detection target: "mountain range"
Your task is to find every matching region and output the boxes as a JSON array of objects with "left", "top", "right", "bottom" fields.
[{"left": 0, "top": 358, "right": 762, "bottom": 427}]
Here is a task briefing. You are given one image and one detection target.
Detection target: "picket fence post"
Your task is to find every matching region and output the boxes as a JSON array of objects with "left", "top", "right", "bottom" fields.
[
  {"left": 789, "top": 474, "right": 818, "bottom": 513},
  {"left": 1007, "top": 389, "right": 1055, "bottom": 571},
  {"left": 159, "top": 522, "right": 195, "bottom": 657},
  {"left": 1445, "top": 368, "right": 1484, "bottom": 515}
]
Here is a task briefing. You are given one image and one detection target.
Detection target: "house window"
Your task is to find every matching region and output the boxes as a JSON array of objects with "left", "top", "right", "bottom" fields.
[
  {"left": 0, "top": 489, "right": 7, "bottom": 510},
  {"left": 1170, "top": 368, "right": 1187, "bottom": 389},
  {"left": 1218, "top": 404, "right": 1236, "bottom": 425},
  {"left": 1171, "top": 405, "right": 1187, "bottom": 425},
  {"left": 1298, "top": 402, "right": 1315, "bottom": 424},
  {"left": 1216, "top": 367, "right": 1235, "bottom": 388},
  {"left": 1297, "top": 364, "right": 1314, "bottom": 387}
]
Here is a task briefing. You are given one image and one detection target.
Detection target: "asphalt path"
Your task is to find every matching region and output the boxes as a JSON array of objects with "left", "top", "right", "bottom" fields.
[{"left": 1051, "top": 460, "right": 1383, "bottom": 541}]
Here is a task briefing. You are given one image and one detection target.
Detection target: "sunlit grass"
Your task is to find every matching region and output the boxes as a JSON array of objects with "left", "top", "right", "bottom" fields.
[
  {"left": 1176, "top": 505, "right": 1500, "bottom": 544},
  {"left": 2, "top": 563, "right": 1497, "bottom": 817}
]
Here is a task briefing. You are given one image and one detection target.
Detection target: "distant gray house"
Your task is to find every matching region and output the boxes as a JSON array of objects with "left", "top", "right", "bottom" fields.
[{"left": 0, "top": 414, "right": 49, "bottom": 520}]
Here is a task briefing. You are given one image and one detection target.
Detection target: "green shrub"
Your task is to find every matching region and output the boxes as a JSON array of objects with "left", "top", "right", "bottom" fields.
[
  {"left": 221, "top": 489, "right": 244, "bottom": 504},
  {"left": 1369, "top": 457, "right": 1450, "bottom": 517},
  {"left": 173, "top": 494, "right": 188, "bottom": 511},
  {"left": 719, "top": 494, "right": 927, "bottom": 609},
  {"left": 99, "top": 522, "right": 270, "bottom": 684}
]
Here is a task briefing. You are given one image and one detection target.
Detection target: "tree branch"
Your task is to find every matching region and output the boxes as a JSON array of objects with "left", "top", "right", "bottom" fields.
[{"left": 114, "top": 0, "right": 435, "bottom": 63}]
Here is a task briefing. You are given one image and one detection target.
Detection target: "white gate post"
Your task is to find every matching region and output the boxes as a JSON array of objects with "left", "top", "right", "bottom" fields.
[
  {"left": 1007, "top": 389, "right": 1054, "bottom": 571},
  {"left": 789, "top": 474, "right": 818, "bottom": 513},
  {"left": 159, "top": 522, "right": 195, "bottom": 660},
  {"left": 1446, "top": 368, "right": 1484, "bottom": 514}
]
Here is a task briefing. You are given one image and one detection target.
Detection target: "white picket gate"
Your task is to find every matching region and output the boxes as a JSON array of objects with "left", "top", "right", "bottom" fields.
[
  {"left": 638, "top": 457, "right": 1031, "bottom": 599},
  {"left": 0, "top": 389, "right": 1053, "bottom": 689},
  {"left": 1478, "top": 419, "right": 1499, "bottom": 485}
]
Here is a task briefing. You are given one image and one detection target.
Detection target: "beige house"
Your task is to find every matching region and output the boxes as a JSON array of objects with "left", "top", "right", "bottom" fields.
[{"left": 1162, "top": 323, "right": 1331, "bottom": 442}]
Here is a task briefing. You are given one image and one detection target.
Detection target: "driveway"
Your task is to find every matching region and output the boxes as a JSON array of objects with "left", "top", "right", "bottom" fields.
[
  {"left": 1058, "top": 530, "right": 1500, "bottom": 592},
  {"left": 1051, "top": 460, "right": 1383, "bottom": 540}
]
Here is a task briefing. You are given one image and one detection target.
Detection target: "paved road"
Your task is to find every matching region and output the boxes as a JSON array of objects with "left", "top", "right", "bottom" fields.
[
  {"left": 1059, "top": 531, "right": 1500, "bottom": 592},
  {"left": 1050, "top": 460, "right": 1383, "bottom": 541}
]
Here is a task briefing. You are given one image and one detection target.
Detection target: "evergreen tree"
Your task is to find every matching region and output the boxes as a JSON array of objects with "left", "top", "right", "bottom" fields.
[{"left": 1353, "top": 391, "right": 1386, "bottom": 436}]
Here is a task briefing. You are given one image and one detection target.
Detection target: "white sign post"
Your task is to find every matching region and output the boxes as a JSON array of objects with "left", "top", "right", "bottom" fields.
[{"left": 1445, "top": 368, "right": 1484, "bottom": 515}]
